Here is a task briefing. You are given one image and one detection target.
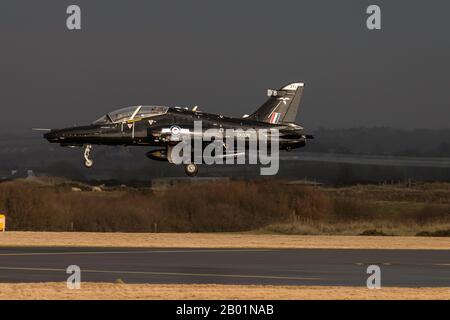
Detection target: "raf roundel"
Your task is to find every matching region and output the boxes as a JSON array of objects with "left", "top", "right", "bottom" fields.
[{"left": 170, "top": 125, "right": 181, "bottom": 135}]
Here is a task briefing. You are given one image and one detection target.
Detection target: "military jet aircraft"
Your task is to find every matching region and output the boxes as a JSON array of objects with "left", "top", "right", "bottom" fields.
[{"left": 42, "top": 82, "right": 313, "bottom": 176}]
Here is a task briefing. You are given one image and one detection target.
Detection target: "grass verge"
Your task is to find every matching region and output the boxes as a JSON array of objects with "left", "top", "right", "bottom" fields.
[
  {"left": 0, "top": 283, "right": 448, "bottom": 300},
  {"left": 0, "top": 232, "right": 449, "bottom": 249}
]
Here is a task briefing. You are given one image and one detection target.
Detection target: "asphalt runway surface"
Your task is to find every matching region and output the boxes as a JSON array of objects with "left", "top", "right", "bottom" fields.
[{"left": 0, "top": 247, "right": 449, "bottom": 287}]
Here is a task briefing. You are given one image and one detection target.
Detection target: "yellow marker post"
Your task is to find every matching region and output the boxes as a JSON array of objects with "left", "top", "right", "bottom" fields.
[{"left": 0, "top": 214, "right": 5, "bottom": 232}]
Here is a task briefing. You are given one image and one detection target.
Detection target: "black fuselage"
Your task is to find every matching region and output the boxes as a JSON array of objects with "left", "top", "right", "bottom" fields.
[{"left": 44, "top": 107, "right": 309, "bottom": 150}]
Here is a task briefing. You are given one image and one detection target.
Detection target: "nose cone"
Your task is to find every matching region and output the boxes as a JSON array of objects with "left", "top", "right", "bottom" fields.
[{"left": 44, "top": 130, "right": 60, "bottom": 142}]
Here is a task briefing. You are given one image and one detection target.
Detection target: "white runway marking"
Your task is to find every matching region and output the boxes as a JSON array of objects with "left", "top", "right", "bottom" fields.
[
  {"left": 0, "top": 249, "right": 276, "bottom": 257},
  {"left": 0, "top": 266, "right": 324, "bottom": 282}
]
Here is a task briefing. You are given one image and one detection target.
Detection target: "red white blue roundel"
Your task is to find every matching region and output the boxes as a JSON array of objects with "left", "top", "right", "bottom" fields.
[{"left": 170, "top": 125, "right": 181, "bottom": 135}]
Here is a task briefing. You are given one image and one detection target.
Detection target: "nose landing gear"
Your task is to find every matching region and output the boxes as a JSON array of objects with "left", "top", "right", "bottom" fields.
[{"left": 84, "top": 145, "right": 94, "bottom": 168}]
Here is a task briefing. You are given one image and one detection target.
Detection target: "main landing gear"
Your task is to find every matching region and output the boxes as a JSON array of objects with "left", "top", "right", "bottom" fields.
[
  {"left": 84, "top": 144, "right": 94, "bottom": 168},
  {"left": 184, "top": 163, "right": 198, "bottom": 177}
]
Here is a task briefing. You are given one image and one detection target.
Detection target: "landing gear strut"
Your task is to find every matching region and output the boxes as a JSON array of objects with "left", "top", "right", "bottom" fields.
[
  {"left": 184, "top": 163, "right": 198, "bottom": 177},
  {"left": 84, "top": 145, "right": 94, "bottom": 168}
]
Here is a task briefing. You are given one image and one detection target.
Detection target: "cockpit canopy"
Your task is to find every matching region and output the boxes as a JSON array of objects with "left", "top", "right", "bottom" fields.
[{"left": 93, "top": 105, "right": 169, "bottom": 124}]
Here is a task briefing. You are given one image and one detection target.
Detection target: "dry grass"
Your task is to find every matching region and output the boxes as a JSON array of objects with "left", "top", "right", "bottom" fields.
[
  {"left": 0, "top": 282, "right": 448, "bottom": 300},
  {"left": 323, "top": 182, "right": 450, "bottom": 204},
  {"left": 0, "top": 232, "right": 449, "bottom": 250},
  {"left": 261, "top": 221, "right": 450, "bottom": 236},
  {"left": 0, "top": 179, "right": 449, "bottom": 235}
]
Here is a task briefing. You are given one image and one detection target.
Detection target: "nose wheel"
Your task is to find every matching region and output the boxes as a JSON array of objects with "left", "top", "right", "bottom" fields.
[
  {"left": 184, "top": 163, "right": 198, "bottom": 177},
  {"left": 84, "top": 145, "right": 94, "bottom": 168}
]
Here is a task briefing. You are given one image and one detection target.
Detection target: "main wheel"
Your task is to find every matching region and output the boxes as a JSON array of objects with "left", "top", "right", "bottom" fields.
[
  {"left": 184, "top": 164, "right": 198, "bottom": 177},
  {"left": 84, "top": 159, "right": 94, "bottom": 168}
]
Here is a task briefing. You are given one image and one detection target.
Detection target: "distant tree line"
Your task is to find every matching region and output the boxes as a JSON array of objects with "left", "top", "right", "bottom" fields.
[{"left": 307, "top": 127, "right": 450, "bottom": 157}]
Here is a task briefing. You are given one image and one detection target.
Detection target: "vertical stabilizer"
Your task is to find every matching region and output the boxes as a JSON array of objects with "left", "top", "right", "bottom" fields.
[{"left": 248, "top": 82, "right": 305, "bottom": 124}]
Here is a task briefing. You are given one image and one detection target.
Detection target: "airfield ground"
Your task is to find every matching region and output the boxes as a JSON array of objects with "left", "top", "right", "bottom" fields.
[
  {"left": 1, "top": 180, "right": 449, "bottom": 300},
  {"left": 0, "top": 283, "right": 449, "bottom": 300},
  {"left": 0, "top": 232, "right": 449, "bottom": 249},
  {"left": 0, "top": 233, "right": 448, "bottom": 300}
]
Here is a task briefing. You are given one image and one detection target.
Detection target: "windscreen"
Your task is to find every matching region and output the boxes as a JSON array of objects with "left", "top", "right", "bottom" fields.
[
  {"left": 92, "top": 114, "right": 111, "bottom": 125},
  {"left": 93, "top": 105, "right": 169, "bottom": 124},
  {"left": 108, "top": 106, "right": 138, "bottom": 123}
]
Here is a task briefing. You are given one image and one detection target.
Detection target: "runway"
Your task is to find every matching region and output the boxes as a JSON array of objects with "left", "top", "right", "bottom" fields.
[{"left": 0, "top": 247, "right": 449, "bottom": 287}]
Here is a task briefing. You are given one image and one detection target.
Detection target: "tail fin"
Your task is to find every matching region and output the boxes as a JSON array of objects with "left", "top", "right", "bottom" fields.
[{"left": 248, "top": 82, "right": 305, "bottom": 124}]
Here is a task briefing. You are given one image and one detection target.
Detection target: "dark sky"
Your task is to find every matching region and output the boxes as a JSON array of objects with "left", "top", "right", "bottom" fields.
[{"left": 1, "top": 0, "right": 449, "bottom": 132}]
